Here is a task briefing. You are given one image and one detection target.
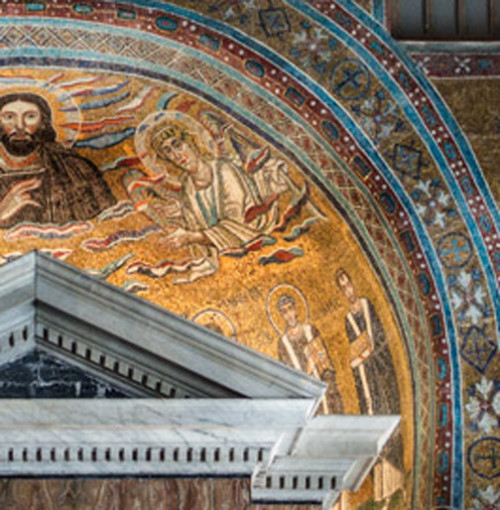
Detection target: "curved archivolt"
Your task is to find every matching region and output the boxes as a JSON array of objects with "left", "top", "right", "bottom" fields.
[{"left": 0, "top": 2, "right": 497, "bottom": 509}]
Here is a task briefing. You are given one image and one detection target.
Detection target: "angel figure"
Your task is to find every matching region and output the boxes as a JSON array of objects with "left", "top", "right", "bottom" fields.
[{"left": 128, "top": 110, "right": 316, "bottom": 283}]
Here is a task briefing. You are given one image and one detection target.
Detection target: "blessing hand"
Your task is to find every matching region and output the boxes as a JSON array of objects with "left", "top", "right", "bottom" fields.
[{"left": 0, "top": 178, "right": 41, "bottom": 221}]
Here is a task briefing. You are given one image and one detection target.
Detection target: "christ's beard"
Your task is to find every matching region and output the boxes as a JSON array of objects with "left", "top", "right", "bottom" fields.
[{"left": 1, "top": 132, "right": 39, "bottom": 157}]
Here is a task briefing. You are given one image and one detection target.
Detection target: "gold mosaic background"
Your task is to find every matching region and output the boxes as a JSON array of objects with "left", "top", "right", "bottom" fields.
[{"left": 0, "top": 68, "right": 414, "bottom": 507}]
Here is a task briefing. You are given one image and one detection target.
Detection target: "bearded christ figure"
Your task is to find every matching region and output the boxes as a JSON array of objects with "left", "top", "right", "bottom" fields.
[{"left": 0, "top": 92, "right": 115, "bottom": 227}]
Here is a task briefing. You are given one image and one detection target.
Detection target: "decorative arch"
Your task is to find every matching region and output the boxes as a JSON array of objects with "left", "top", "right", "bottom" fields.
[{"left": 0, "top": 1, "right": 497, "bottom": 509}]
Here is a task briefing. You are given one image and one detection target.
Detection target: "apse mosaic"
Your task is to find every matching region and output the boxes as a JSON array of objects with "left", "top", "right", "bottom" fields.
[
  {"left": 0, "top": 1, "right": 497, "bottom": 510},
  {"left": 0, "top": 68, "right": 412, "bottom": 508}
]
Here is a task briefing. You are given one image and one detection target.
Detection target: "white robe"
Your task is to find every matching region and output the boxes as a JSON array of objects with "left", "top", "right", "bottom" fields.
[{"left": 182, "top": 159, "right": 262, "bottom": 253}]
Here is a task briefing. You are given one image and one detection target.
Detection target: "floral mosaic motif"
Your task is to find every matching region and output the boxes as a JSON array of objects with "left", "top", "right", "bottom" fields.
[
  {"left": 351, "top": 90, "right": 405, "bottom": 147},
  {"left": 449, "top": 268, "right": 489, "bottom": 325},
  {"left": 289, "top": 21, "right": 337, "bottom": 75},
  {"left": 208, "top": 0, "right": 256, "bottom": 25},
  {"left": 410, "top": 53, "right": 500, "bottom": 77},
  {"left": 470, "top": 485, "right": 500, "bottom": 510},
  {"left": 413, "top": 56, "right": 431, "bottom": 76},
  {"left": 411, "top": 178, "right": 456, "bottom": 228},
  {"left": 465, "top": 377, "right": 500, "bottom": 434},
  {"left": 453, "top": 56, "right": 472, "bottom": 75}
]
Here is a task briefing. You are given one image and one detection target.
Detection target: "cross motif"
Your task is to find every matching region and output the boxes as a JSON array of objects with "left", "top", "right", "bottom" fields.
[
  {"left": 474, "top": 445, "right": 500, "bottom": 471},
  {"left": 468, "top": 438, "right": 500, "bottom": 480},
  {"left": 337, "top": 67, "right": 364, "bottom": 93},
  {"left": 330, "top": 59, "right": 369, "bottom": 100},
  {"left": 437, "top": 233, "right": 472, "bottom": 269},
  {"left": 441, "top": 238, "right": 470, "bottom": 264}
]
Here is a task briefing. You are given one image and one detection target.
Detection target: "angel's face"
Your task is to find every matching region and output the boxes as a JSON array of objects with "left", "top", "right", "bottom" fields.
[{"left": 157, "top": 133, "right": 199, "bottom": 175}]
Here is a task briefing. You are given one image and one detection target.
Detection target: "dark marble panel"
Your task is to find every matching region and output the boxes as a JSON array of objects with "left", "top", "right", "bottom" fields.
[
  {"left": 0, "top": 350, "right": 132, "bottom": 398},
  {"left": 0, "top": 478, "right": 251, "bottom": 510},
  {"left": 253, "top": 505, "right": 320, "bottom": 509}
]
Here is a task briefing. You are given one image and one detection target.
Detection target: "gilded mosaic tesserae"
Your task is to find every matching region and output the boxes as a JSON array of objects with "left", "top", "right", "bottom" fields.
[{"left": 0, "top": 1, "right": 498, "bottom": 509}]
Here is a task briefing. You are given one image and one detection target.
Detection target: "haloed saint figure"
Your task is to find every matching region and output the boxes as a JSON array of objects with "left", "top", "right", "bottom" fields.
[
  {"left": 0, "top": 92, "right": 115, "bottom": 227},
  {"left": 273, "top": 290, "right": 344, "bottom": 415}
]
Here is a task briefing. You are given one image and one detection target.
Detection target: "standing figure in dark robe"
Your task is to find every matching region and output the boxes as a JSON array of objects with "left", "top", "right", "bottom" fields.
[
  {"left": 336, "top": 267, "right": 404, "bottom": 501},
  {"left": 277, "top": 293, "right": 343, "bottom": 414},
  {"left": 335, "top": 268, "right": 400, "bottom": 416},
  {"left": 0, "top": 92, "right": 115, "bottom": 228}
]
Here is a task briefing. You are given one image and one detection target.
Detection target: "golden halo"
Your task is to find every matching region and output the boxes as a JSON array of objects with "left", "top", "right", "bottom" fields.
[
  {"left": 135, "top": 110, "right": 218, "bottom": 181},
  {"left": 0, "top": 76, "right": 82, "bottom": 146},
  {"left": 266, "top": 283, "right": 309, "bottom": 336},
  {"left": 192, "top": 308, "right": 237, "bottom": 340}
]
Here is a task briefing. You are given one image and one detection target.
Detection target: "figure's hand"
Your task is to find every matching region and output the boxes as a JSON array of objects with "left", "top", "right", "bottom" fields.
[
  {"left": 162, "top": 227, "right": 194, "bottom": 249},
  {"left": 321, "top": 369, "right": 337, "bottom": 382},
  {"left": 306, "top": 358, "right": 316, "bottom": 376},
  {"left": 0, "top": 178, "right": 41, "bottom": 221},
  {"left": 162, "top": 227, "right": 210, "bottom": 250},
  {"left": 151, "top": 198, "right": 182, "bottom": 218},
  {"left": 262, "top": 159, "right": 289, "bottom": 195}
]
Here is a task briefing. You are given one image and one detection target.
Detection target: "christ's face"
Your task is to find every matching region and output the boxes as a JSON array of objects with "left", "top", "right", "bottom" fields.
[
  {"left": 0, "top": 100, "right": 42, "bottom": 156},
  {"left": 279, "top": 301, "right": 299, "bottom": 329}
]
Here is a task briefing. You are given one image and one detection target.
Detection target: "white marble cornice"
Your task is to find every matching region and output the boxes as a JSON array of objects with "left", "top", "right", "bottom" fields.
[{"left": 0, "top": 252, "right": 400, "bottom": 508}]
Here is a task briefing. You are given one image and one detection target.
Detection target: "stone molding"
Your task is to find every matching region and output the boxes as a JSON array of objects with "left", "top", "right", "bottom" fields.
[{"left": 0, "top": 253, "right": 400, "bottom": 507}]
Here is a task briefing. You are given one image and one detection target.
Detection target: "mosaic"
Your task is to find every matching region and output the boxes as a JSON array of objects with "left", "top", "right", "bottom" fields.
[
  {"left": 0, "top": 1, "right": 496, "bottom": 509},
  {"left": 0, "top": 67, "right": 413, "bottom": 509}
]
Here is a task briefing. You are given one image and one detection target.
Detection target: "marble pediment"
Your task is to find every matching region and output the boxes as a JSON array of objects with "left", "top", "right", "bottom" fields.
[
  {"left": 0, "top": 252, "right": 399, "bottom": 508},
  {"left": 0, "top": 251, "right": 325, "bottom": 400}
]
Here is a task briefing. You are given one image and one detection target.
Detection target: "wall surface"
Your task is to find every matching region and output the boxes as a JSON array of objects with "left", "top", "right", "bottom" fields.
[
  {"left": 0, "top": 1, "right": 497, "bottom": 509},
  {"left": 434, "top": 79, "right": 500, "bottom": 202}
]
